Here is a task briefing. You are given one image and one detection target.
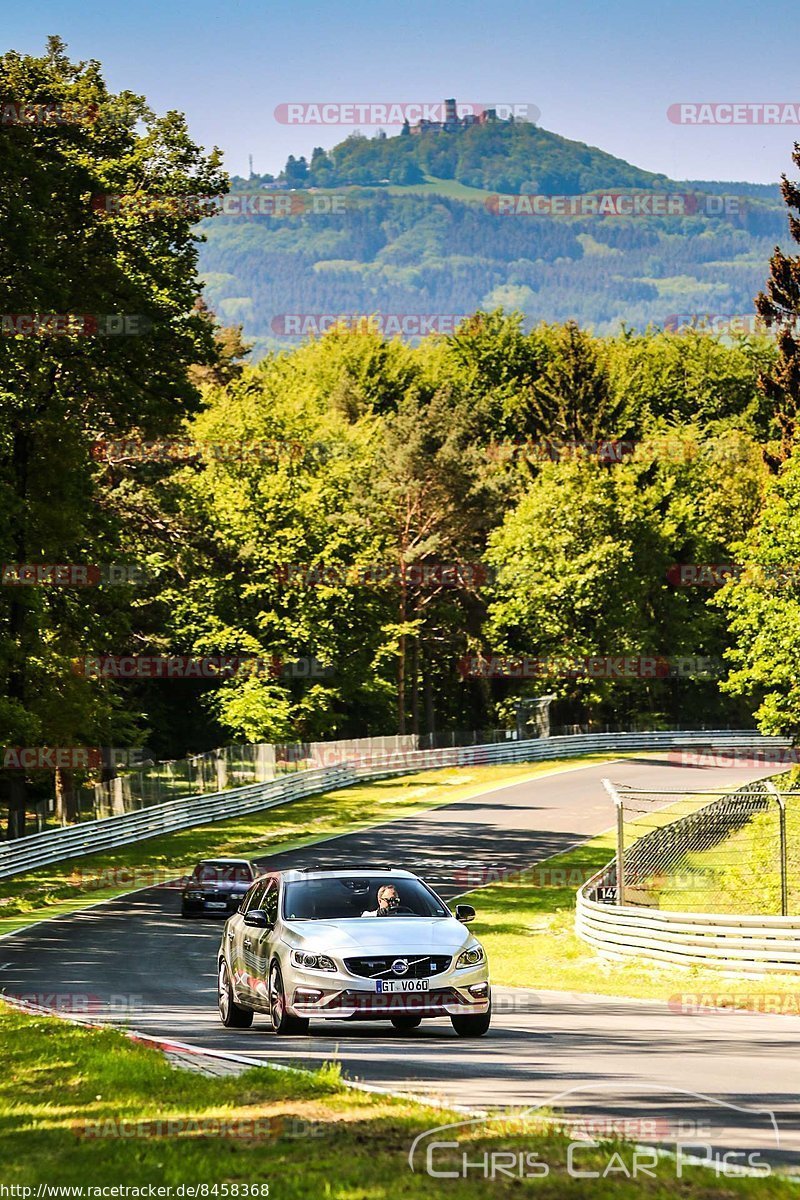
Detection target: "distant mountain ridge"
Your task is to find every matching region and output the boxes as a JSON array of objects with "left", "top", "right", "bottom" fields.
[{"left": 200, "top": 116, "right": 791, "bottom": 355}]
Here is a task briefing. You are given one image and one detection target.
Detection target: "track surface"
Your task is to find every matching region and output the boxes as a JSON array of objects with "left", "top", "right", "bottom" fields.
[{"left": 2, "top": 754, "right": 799, "bottom": 1168}]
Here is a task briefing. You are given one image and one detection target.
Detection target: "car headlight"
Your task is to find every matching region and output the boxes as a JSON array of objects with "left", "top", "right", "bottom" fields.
[
  {"left": 291, "top": 950, "right": 336, "bottom": 972},
  {"left": 185, "top": 891, "right": 203, "bottom": 900},
  {"left": 456, "top": 945, "right": 486, "bottom": 969}
]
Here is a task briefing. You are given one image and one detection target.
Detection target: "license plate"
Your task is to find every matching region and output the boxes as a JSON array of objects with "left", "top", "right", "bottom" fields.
[
  {"left": 375, "top": 979, "right": 429, "bottom": 993},
  {"left": 205, "top": 901, "right": 227, "bottom": 909}
]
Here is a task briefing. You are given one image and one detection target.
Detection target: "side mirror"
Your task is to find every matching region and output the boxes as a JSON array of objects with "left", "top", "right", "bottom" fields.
[
  {"left": 244, "top": 909, "right": 271, "bottom": 929},
  {"left": 455, "top": 904, "right": 476, "bottom": 924}
]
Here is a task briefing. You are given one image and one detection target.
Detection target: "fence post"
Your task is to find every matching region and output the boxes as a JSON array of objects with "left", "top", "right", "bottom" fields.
[
  {"left": 602, "top": 778, "right": 625, "bottom": 905},
  {"left": 766, "top": 780, "right": 788, "bottom": 916}
]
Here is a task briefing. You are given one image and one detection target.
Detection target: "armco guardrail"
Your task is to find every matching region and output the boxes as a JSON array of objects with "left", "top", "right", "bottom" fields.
[
  {"left": 0, "top": 729, "right": 788, "bottom": 881},
  {"left": 576, "top": 887, "right": 800, "bottom": 974}
]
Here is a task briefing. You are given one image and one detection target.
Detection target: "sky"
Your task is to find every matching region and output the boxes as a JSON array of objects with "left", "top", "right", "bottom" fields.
[{"left": 3, "top": 0, "right": 799, "bottom": 185}]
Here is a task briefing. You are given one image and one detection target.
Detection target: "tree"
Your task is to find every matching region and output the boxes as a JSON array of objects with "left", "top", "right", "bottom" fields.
[
  {"left": 755, "top": 142, "right": 800, "bottom": 455},
  {"left": 364, "top": 383, "right": 500, "bottom": 733},
  {"left": 483, "top": 428, "right": 767, "bottom": 729},
  {"left": 0, "top": 39, "right": 226, "bottom": 833},
  {"left": 717, "top": 449, "right": 800, "bottom": 735}
]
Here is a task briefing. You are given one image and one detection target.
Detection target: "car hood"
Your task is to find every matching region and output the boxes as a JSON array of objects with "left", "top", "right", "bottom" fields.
[{"left": 282, "top": 917, "right": 475, "bottom": 955}]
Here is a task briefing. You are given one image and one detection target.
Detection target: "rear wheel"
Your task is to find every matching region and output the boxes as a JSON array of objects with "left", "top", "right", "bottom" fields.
[
  {"left": 391, "top": 1014, "right": 422, "bottom": 1031},
  {"left": 218, "top": 960, "right": 253, "bottom": 1028},
  {"left": 451, "top": 1001, "right": 491, "bottom": 1038},
  {"left": 269, "top": 962, "right": 309, "bottom": 1036}
]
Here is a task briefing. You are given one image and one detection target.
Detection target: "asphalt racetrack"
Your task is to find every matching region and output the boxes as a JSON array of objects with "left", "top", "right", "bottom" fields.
[{"left": 2, "top": 754, "right": 799, "bottom": 1169}]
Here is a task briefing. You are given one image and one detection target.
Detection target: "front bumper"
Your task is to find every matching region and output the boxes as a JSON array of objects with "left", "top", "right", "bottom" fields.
[
  {"left": 183, "top": 893, "right": 242, "bottom": 915},
  {"left": 286, "top": 961, "right": 490, "bottom": 1019}
]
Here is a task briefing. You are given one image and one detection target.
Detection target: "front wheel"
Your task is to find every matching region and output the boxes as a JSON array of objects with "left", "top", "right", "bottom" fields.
[
  {"left": 218, "top": 960, "right": 253, "bottom": 1028},
  {"left": 391, "top": 1014, "right": 422, "bottom": 1031},
  {"left": 269, "top": 962, "right": 309, "bottom": 1036},
  {"left": 451, "top": 1001, "right": 491, "bottom": 1038}
]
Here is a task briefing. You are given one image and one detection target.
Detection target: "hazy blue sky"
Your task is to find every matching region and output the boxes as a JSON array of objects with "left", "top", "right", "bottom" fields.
[{"left": 4, "top": 0, "right": 798, "bottom": 184}]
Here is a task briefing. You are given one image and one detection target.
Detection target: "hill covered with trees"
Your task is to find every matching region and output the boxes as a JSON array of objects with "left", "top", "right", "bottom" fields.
[{"left": 199, "top": 123, "right": 789, "bottom": 355}]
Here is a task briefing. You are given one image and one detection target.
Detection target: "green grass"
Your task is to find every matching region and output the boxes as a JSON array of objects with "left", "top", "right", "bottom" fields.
[
  {"left": 0, "top": 756, "right": 615, "bottom": 937},
  {"left": 464, "top": 819, "right": 800, "bottom": 1005},
  {"left": 384, "top": 176, "right": 495, "bottom": 202},
  {"left": 654, "top": 796, "right": 800, "bottom": 916},
  {"left": 0, "top": 1002, "right": 793, "bottom": 1196}
]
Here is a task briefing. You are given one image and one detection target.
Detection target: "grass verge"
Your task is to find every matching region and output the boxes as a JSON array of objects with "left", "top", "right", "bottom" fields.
[
  {"left": 0, "top": 1001, "right": 793, "bottom": 1196},
  {"left": 0, "top": 756, "right": 614, "bottom": 937}
]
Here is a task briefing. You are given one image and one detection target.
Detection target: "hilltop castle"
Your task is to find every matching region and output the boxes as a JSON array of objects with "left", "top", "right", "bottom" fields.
[{"left": 403, "top": 98, "right": 498, "bottom": 136}]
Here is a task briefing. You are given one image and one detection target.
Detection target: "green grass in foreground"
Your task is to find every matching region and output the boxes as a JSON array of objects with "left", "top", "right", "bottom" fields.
[
  {"left": 0, "top": 757, "right": 614, "bottom": 936},
  {"left": 465, "top": 821, "right": 800, "bottom": 1006},
  {"left": 0, "top": 1003, "right": 792, "bottom": 1196}
]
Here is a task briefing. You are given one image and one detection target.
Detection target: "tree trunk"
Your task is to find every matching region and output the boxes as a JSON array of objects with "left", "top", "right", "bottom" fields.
[
  {"left": 411, "top": 635, "right": 420, "bottom": 736},
  {"left": 6, "top": 776, "right": 27, "bottom": 839},
  {"left": 397, "top": 563, "right": 406, "bottom": 734},
  {"left": 55, "top": 768, "right": 78, "bottom": 825},
  {"left": 5, "top": 425, "right": 31, "bottom": 839},
  {"left": 423, "top": 641, "right": 436, "bottom": 739}
]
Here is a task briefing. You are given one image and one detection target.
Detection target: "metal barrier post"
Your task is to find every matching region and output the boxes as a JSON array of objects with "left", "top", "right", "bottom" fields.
[
  {"left": 766, "top": 780, "right": 788, "bottom": 916},
  {"left": 602, "top": 778, "right": 625, "bottom": 905}
]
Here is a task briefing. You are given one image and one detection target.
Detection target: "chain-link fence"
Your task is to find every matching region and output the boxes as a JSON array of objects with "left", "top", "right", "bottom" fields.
[
  {"left": 592, "top": 777, "right": 800, "bottom": 916},
  {"left": 90, "top": 743, "right": 277, "bottom": 818},
  {"left": 85, "top": 731, "right": 526, "bottom": 819}
]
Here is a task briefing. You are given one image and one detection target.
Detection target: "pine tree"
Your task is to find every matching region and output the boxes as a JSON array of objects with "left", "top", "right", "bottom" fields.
[{"left": 755, "top": 143, "right": 800, "bottom": 455}]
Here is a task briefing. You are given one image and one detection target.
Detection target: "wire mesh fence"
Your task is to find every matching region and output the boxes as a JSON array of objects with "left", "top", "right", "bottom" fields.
[
  {"left": 84, "top": 730, "right": 529, "bottom": 819},
  {"left": 591, "top": 777, "right": 800, "bottom": 916},
  {"left": 90, "top": 743, "right": 277, "bottom": 818}
]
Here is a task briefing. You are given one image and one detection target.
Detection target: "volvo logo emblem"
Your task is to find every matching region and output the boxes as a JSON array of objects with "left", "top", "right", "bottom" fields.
[{"left": 391, "top": 958, "right": 409, "bottom": 976}]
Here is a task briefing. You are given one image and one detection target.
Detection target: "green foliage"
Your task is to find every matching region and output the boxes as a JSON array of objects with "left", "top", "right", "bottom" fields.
[
  {"left": 718, "top": 450, "right": 800, "bottom": 734},
  {"left": 484, "top": 427, "right": 768, "bottom": 726},
  {"left": 0, "top": 39, "right": 227, "bottom": 830}
]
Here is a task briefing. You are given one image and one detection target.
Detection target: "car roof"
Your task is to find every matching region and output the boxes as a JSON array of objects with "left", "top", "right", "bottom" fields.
[{"left": 266, "top": 867, "right": 417, "bottom": 884}]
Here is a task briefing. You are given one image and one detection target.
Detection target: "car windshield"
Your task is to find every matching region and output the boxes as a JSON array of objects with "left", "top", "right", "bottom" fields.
[
  {"left": 192, "top": 863, "right": 253, "bottom": 883},
  {"left": 283, "top": 876, "right": 449, "bottom": 920}
]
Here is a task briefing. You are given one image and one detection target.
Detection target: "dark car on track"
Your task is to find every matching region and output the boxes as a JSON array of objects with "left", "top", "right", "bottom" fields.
[{"left": 182, "top": 858, "right": 258, "bottom": 918}]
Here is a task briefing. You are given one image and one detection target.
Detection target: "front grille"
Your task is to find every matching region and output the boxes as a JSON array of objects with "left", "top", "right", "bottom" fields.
[{"left": 344, "top": 954, "right": 451, "bottom": 979}]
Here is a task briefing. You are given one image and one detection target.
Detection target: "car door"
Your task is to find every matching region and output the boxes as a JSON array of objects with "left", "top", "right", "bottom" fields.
[
  {"left": 229, "top": 880, "right": 266, "bottom": 1003},
  {"left": 244, "top": 878, "right": 279, "bottom": 1011}
]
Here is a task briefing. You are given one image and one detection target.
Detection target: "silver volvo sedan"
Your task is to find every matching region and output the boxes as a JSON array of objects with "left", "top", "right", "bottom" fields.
[{"left": 217, "top": 866, "right": 491, "bottom": 1037}]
